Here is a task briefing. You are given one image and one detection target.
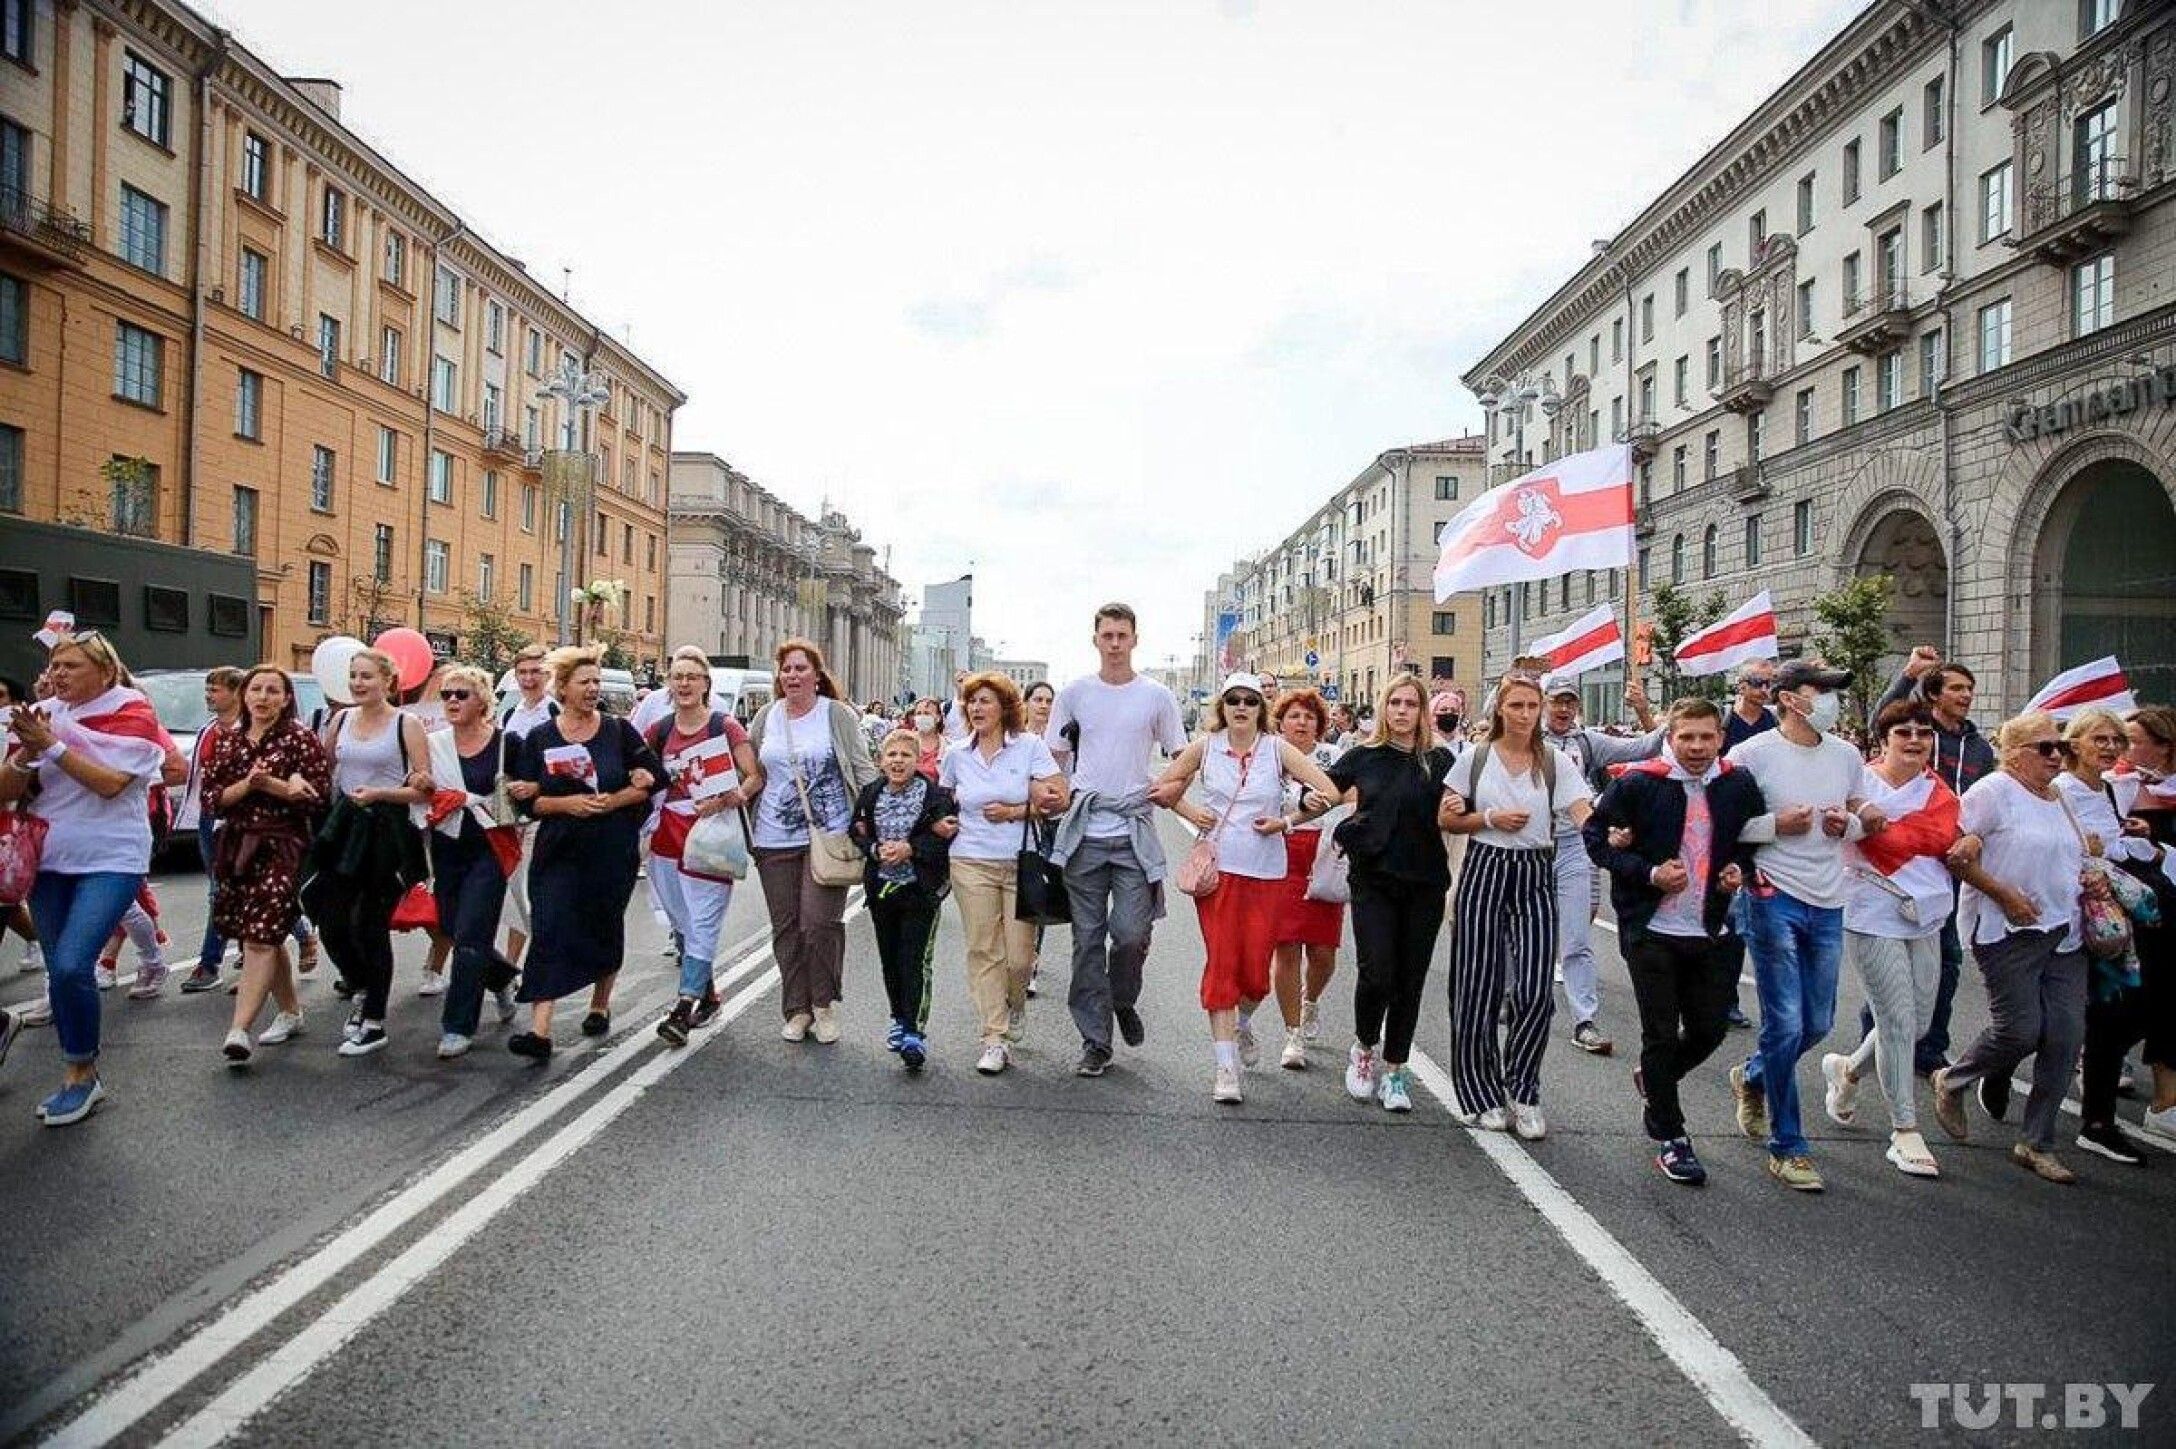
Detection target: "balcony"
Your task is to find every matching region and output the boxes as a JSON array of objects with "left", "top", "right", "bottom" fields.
[
  {"left": 1837, "top": 280, "right": 1912, "bottom": 356},
  {"left": 0, "top": 186, "right": 92, "bottom": 268},
  {"left": 483, "top": 425, "right": 525, "bottom": 459},
  {"left": 1729, "top": 464, "right": 1771, "bottom": 504},
  {"left": 2016, "top": 157, "right": 2137, "bottom": 267},
  {"left": 1634, "top": 504, "right": 1657, "bottom": 538},
  {"left": 1718, "top": 359, "right": 1775, "bottom": 415},
  {"left": 1620, "top": 417, "right": 1660, "bottom": 464}
]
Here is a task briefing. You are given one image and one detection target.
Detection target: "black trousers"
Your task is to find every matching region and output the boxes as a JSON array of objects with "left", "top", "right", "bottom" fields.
[
  {"left": 312, "top": 875, "right": 403, "bottom": 1022},
  {"left": 1624, "top": 930, "right": 1740, "bottom": 1141},
  {"left": 1350, "top": 871, "right": 1445, "bottom": 1064},
  {"left": 869, "top": 884, "right": 937, "bottom": 1033}
]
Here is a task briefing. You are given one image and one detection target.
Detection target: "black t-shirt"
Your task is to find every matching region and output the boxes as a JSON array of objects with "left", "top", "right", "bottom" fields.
[{"left": 1327, "top": 742, "right": 1454, "bottom": 886}]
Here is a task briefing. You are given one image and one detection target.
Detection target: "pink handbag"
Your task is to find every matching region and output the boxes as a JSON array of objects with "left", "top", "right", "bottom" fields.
[
  {"left": 1176, "top": 753, "right": 1252, "bottom": 899},
  {"left": 0, "top": 809, "right": 50, "bottom": 906}
]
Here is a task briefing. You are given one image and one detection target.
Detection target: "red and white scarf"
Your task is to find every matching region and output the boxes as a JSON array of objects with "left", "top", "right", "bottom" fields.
[{"left": 46, "top": 685, "right": 175, "bottom": 779}]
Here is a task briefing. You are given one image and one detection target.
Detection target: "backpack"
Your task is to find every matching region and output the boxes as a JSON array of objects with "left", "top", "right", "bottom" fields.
[
  {"left": 647, "top": 710, "right": 731, "bottom": 761},
  {"left": 1461, "top": 739, "right": 1559, "bottom": 820}
]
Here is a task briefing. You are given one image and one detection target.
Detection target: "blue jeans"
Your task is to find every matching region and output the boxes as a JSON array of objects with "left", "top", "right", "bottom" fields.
[
  {"left": 29, "top": 871, "right": 144, "bottom": 1065},
  {"left": 430, "top": 836, "right": 518, "bottom": 1038},
  {"left": 195, "top": 818, "right": 313, "bottom": 969},
  {"left": 1740, "top": 889, "right": 1843, "bottom": 1158}
]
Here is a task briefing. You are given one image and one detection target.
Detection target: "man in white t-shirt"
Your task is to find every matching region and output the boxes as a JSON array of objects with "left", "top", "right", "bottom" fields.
[{"left": 1047, "top": 603, "right": 1187, "bottom": 1076}]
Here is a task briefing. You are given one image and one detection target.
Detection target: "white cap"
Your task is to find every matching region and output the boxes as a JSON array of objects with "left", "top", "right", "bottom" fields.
[{"left": 1218, "top": 672, "right": 1267, "bottom": 698}]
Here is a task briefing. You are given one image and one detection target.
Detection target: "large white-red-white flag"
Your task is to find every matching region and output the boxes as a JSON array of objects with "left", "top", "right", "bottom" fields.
[
  {"left": 1432, "top": 445, "right": 1635, "bottom": 601},
  {"left": 2025, "top": 656, "right": 2136, "bottom": 719},
  {"left": 1528, "top": 604, "right": 1624, "bottom": 677},
  {"left": 1672, "top": 591, "right": 1779, "bottom": 677}
]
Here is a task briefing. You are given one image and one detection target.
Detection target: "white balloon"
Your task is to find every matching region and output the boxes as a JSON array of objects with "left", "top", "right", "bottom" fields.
[{"left": 310, "top": 635, "right": 366, "bottom": 706}]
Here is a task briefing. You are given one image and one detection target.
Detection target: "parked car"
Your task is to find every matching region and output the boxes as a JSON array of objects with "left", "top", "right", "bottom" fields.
[{"left": 136, "top": 667, "right": 327, "bottom": 852}]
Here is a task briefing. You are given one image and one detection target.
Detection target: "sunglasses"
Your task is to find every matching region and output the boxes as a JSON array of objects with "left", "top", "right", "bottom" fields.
[
  {"left": 1222, "top": 693, "right": 1263, "bottom": 709},
  {"left": 438, "top": 689, "right": 474, "bottom": 702},
  {"left": 1741, "top": 679, "right": 1773, "bottom": 691},
  {"left": 1888, "top": 724, "right": 1935, "bottom": 738},
  {"left": 2022, "top": 740, "right": 2065, "bottom": 759}
]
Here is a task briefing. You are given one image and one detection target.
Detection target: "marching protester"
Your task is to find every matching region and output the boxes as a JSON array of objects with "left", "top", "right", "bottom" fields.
[
  {"left": 852, "top": 730, "right": 958, "bottom": 1071},
  {"left": 940, "top": 671, "right": 1067, "bottom": 1074},
  {"left": 1582, "top": 698, "right": 1762, "bottom": 1183},
  {"left": 646, "top": 647, "right": 761, "bottom": 1049},
  {"left": 0, "top": 631, "right": 174, "bottom": 1124},
  {"left": 2120, "top": 706, "right": 2176, "bottom": 1143},
  {"left": 1052, "top": 604, "right": 1188, "bottom": 1076},
  {"left": 748, "top": 638, "right": 879, "bottom": 1045},
  {"left": 1440, "top": 672, "right": 1595, "bottom": 1138},
  {"left": 909, "top": 697, "right": 948, "bottom": 783},
  {"left": 1723, "top": 663, "right": 1779, "bottom": 749},
  {"left": 505, "top": 647, "right": 662, "bottom": 1058},
  {"left": 203, "top": 666, "right": 330, "bottom": 1066},
  {"left": 1020, "top": 677, "right": 1063, "bottom": 996},
  {"left": 1308, "top": 676, "right": 1453, "bottom": 1113},
  {"left": 1155, "top": 673, "right": 1337, "bottom": 1103},
  {"left": 1268, "top": 688, "right": 1344, "bottom": 1068},
  {"left": 1817, "top": 700, "right": 1960, "bottom": 1178},
  {"left": 422, "top": 665, "right": 526, "bottom": 1059},
  {"left": 1931, "top": 712, "right": 2100, "bottom": 1184},
  {"left": 497, "top": 643, "right": 560, "bottom": 970}
]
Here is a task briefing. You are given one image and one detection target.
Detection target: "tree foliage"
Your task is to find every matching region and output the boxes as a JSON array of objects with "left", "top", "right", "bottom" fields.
[
  {"left": 1811, "top": 573, "right": 1897, "bottom": 730},
  {"left": 1647, "top": 583, "right": 1730, "bottom": 704},
  {"left": 456, "top": 589, "right": 534, "bottom": 675}
]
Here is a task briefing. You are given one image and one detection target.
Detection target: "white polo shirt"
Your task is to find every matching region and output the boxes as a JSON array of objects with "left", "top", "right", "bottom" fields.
[{"left": 939, "top": 732, "right": 1062, "bottom": 862}]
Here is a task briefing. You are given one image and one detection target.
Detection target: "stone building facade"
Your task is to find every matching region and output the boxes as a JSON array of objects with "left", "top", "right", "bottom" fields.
[
  {"left": 1464, "top": 0, "right": 2176, "bottom": 712},
  {"left": 0, "top": 0, "right": 682, "bottom": 674}
]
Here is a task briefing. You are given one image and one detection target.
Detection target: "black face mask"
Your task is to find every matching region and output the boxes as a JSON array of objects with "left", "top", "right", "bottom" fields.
[{"left": 1434, "top": 713, "right": 1460, "bottom": 734}]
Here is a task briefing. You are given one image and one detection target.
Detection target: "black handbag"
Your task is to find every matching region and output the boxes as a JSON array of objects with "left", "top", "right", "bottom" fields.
[{"left": 1014, "top": 813, "right": 1070, "bottom": 926}]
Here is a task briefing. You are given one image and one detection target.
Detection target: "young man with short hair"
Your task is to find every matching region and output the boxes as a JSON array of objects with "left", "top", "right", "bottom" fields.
[
  {"left": 1723, "top": 663, "right": 1780, "bottom": 749},
  {"left": 1048, "top": 604, "right": 1188, "bottom": 1076}
]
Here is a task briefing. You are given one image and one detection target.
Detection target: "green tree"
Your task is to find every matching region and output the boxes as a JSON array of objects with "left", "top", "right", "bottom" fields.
[
  {"left": 1647, "top": 583, "right": 1730, "bottom": 705},
  {"left": 1811, "top": 573, "right": 1897, "bottom": 730},
  {"left": 455, "top": 589, "right": 533, "bottom": 675}
]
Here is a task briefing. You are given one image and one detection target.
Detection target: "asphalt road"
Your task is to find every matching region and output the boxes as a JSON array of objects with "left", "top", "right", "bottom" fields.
[{"left": 2, "top": 823, "right": 2170, "bottom": 1447}]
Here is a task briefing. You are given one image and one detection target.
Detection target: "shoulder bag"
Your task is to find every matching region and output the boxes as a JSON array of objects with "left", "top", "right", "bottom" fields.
[
  {"left": 2055, "top": 789, "right": 2132, "bottom": 961},
  {"left": 785, "top": 708, "right": 863, "bottom": 887},
  {"left": 1176, "top": 749, "right": 1253, "bottom": 899},
  {"left": 1015, "top": 811, "right": 1070, "bottom": 925},
  {"left": 1302, "top": 804, "right": 1353, "bottom": 904}
]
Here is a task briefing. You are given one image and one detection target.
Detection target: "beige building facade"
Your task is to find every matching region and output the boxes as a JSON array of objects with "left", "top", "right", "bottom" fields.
[{"left": 1466, "top": 0, "right": 2176, "bottom": 712}]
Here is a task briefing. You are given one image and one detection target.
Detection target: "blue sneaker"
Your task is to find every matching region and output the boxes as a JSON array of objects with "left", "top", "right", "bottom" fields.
[
  {"left": 39, "top": 1078, "right": 107, "bottom": 1127},
  {"left": 886, "top": 1020, "right": 906, "bottom": 1054},
  {"left": 1654, "top": 1138, "right": 1707, "bottom": 1186},
  {"left": 899, "top": 1032, "right": 927, "bottom": 1071}
]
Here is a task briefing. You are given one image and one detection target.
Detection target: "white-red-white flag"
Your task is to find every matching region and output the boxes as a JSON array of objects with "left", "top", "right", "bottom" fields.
[
  {"left": 1528, "top": 604, "right": 1624, "bottom": 677},
  {"left": 1432, "top": 445, "right": 1635, "bottom": 601},
  {"left": 2025, "top": 656, "right": 2136, "bottom": 719},
  {"left": 1672, "top": 591, "right": 1779, "bottom": 677}
]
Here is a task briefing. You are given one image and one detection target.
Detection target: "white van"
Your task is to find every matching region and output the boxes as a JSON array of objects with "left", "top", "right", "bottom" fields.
[
  {"left": 708, "top": 667, "right": 773, "bottom": 723},
  {"left": 494, "top": 663, "right": 639, "bottom": 718}
]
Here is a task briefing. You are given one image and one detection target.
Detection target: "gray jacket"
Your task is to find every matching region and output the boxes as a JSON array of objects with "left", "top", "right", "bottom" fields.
[
  {"left": 749, "top": 698, "right": 880, "bottom": 801},
  {"left": 1049, "top": 787, "right": 1170, "bottom": 885}
]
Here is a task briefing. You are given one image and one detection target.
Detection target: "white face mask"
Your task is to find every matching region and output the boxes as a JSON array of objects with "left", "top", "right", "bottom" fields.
[
  {"left": 1794, "top": 690, "right": 1841, "bottom": 734},
  {"left": 915, "top": 715, "right": 939, "bottom": 734}
]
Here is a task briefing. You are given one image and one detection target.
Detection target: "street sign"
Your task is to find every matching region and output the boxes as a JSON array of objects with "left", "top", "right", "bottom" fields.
[
  {"left": 1305, "top": 650, "right": 1320, "bottom": 668},
  {"left": 1320, "top": 684, "right": 1340, "bottom": 701}
]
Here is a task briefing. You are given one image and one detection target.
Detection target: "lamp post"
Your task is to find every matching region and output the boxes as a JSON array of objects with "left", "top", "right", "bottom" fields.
[
  {"left": 1474, "top": 372, "right": 1562, "bottom": 664},
  {"left": 537, "top": 355, "right": 610, "bottom": 647}
]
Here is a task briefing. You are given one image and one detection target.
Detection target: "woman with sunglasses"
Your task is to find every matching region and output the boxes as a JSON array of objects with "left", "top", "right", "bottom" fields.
[
  {"left": 1930, "top": 712, "right": 2107, "bottom": 1183},
  {"left": 421, "top": 665, "right": 525, "bottom": 1059},
  {"left": 1818, "top": 700, "right": 1960, "bottom": 1176},
  {"left": 2119, "top": 706, "right": 2176, "bottom": 1143},
  {"left": 1155, "top": 673, "right": 1337, "bottom": 1103}
]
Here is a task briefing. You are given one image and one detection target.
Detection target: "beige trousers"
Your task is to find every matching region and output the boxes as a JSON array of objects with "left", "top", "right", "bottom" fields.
[{"left": 950, "top": 858, "right": 1036, "bottom": 1045}]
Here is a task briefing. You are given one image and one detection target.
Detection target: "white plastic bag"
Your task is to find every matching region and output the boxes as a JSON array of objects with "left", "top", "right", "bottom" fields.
[
  {"left": 683, "top": 808, "right": 751, "bottom": 881},
  {"left": 1303, "top": 806, "right": 1352, "bottom": 904}
]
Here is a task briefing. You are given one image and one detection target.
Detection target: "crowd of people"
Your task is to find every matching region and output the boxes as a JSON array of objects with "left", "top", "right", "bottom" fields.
[{"left": 1, "top": 614, "right": 2169, "bottom": 1201}]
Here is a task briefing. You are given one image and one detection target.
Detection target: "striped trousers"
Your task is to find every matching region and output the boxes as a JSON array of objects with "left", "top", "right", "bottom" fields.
[{"left": 1448, "top": 842, "right": 1559, "bottom": 1114}]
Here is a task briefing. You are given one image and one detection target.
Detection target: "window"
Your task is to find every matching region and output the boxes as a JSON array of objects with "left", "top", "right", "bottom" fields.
[
  {"left": 373, "top": 524, "right": 394, "bottom": 584},
  {"left": 1637, "top": 548, "right": 1650, "bottom": 589},
  {"left": 517, "top": 562, "right": 533, "bottom": 612},
  {"left": 1431, "top": 611, "right": 1457, "bottom": 636},
  {"left": 1748, "top": 410, "right": 1764, "bottom": 463},
  {"left": 232, "top": 486, "right": 257, "bottom": 556},
  {"left": 1705, "top": 242, "right": 1722, "bottom": 294},
  {"left": 119, "top": 185, "right": 166, "bottom": 274},
  {"left": 311, "top": 444, "right": 335, "bottom": 511},
  {"left": 431, "top": 355, "right": 456, "bottom": 411},
  {"left": 595, "top": 512, "right": 607, "bottom": 556},
  {"left": 1878, "top": 108, "right": 1903, "bottom": 180},
  {"left": 1671, "top": 445, "right": 1686, "bottom": 493},
  {"left": 2082, "top": 0, "right": 2119, "bottom": 38},
  {"left": 121, "top": 52, "right": 170, "bottom": 147},
  {"left": 1433, "top": 474, "right": 1459, "bottom": 500},
  {"left": 483, "top": 381, "right": 503, "bottom": 432},
  {"left": 1982, "top": 25, "right": 2012, "bottom": 105},
  {"left": 1793, "top": 499, "right": 1813, "bottom": 556},
  {"left": 524, "top": 404, "right": 541, "bottom": 447},
  {"left": 1919, "top": 328, "right": 1946, "bottom": 398},
  {"left": 241, "top": 131, "right": 269, "bottom": 201},
  {"left": 1842, "top": 365, "right": 1862, "bottom": 425},
  {"left": 379, "top": 325, "right": 401, "bottom": 386},
  {"left": 0, "top": 271, "right": 25, "bottom": 365},
  {"left": 0, "top": 425, "right": 20, "bottom": 514},
  {"left": 1796, "top": 279, "right": 1815, "bottom": 339},
  {"left": 428, "top": 449, "right": 453, "bottom": 504},
  {"left": 520, "top": 482, "right": 537, "bottom": 533},
  {"left": 376, "top": 425, "right": 397, "bottom": 484},
  {"left": 1843, "top": 138, "right": 1862, "bottom": 205},
  {"left": 1611, "top": 317, "right": 1624, "bottom": 363},
  {"left": 1672, "top": 356, "right": 1688, "bottom": 408},
  {"left": 1702, "top": 525, "right": 1718, "bottom": 580},
  {"left": 320, "top": 185, "right": 345, "bottom": 250},
  {"left": 1705, "top": 336, "right": 1721, "bottom": 391},
  {"left": 433, "top": 265, "right": 461, "bottom": 326},
  {"left": 238, "top": 248, "right": 267, "bottom": 321},
  {"left": 1703, "top": 430, "right": 1719, "bottom": 480},
  {"left": 317, "top": 313, "right": 340, "bottom": 378},
  {"left": 1639, "top": 294, "right": 1653, "bottom": 342},
  {"left": 646, "top": 532, "right": 658, "bottom": 570},
  {"left": 481, "top": 468, "right": 499, "bottom": 519},
  {"left": 622, "top": 522, "right": 634, "bottom": 563},
  {"left": 486, "top": 300, "right": 505, "bottom": 354},
  {"left": 478, "top": 553, "right": 494, "bottom": 602},
  {"left": 1588, "top": 335, "right": 1599, "bottom": 376},
  {"left": 1923, "top": 75, "right": 1945, "bottom": 148},
  {"left": 1877, "top": 352, "right": 1901, "bottom": 411},
  {"left": 1980, "top": 161, "right": 2013, "bottom": 242},
  {"left": 424, "top": 539, "right": 449, "bottom": 595},
  {"left": 113, "top": 321, "right": 161, "bottom": 405},
  {"left": 235, "top": 369, "right": 261, "bottom": 439},
  {"left": 1637, "top": 372, "right": 1655, "bottom": 423},
  {"left": 3, "top": 0, "right": 31, "bottom": 65},
  {"left": 1670, "top": 534, "right": 1685, "bottom": 584},
  {"left": 1485, "top": 593, "right": 1495, "bottom": 631},
  {"left": 307, "top": 560, "right": 331, "bottom": 625},
  {"left": 382, "top": 229, "right": 406, "bottom": 288},
  {"left": 1611, "top": 395, "right": 1623, "bottom": 438},
  {"left": 1796, "top": 172, "right": 1816, "bottom": 235},
  {"left": 2076, "top": 101, "right": 2119, "bottom": 204},
  {"left": 1843, "top": 250, "right": 1862, "bottom": 309},
  {"left": 2073, "top": 253, "right": 2115, "bottom": 335},
  {"left": 525, "top": 328, "right": 543, "bottom": 376},
  {"left": 1744, "top": 515, "right": 1763, "bottom": 569},
  {"left": 1978, "top": 297, "right": 2012, "bottom": 371},
  {"left": 1749, "top": 209, "right": 1766, "bottom": 255},
  {"left": 1922, "top": 203, "right": 1944, "bottom": 274},
  {"left": 1673, "top": 268, "right": 1689, "bottom": 317},
  {"left": 109, "top": 455, "right": 157, "bottom": 535},
  {"left": 1877, "top": 227, "right": 1904, "bottom": 298}
]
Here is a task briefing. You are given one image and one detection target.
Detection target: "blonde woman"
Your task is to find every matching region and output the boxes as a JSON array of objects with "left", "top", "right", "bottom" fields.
[{"left": 422, "top": 664, "right": 524, "bottom": 1058}]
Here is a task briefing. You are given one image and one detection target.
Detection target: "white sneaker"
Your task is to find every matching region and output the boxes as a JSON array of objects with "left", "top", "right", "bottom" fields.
[
  {"left": 342, "top": 1007, "right": 365, "bottom": 1043},
  {"left": 494, "top": 985, "right": 519, "bottom": 1023},
  {"left": 222, "top": 1027, "right": 253, "bottom": 1066},
  {"left": 94, "top": 965, "right": 117, "bottom": 991},
  {"left": 1235, "top": 1018, "right": 1259, "bottom": 1068},
  {"left": 437, "top": 1032, "right": 472, "bottom": 1059},
  {"left": 2142, "top": 1104, "right": 2176, "bottom": 1142},
  {"left": 127, "top": 963, "right": 169, "bottom": 1000},
  {"left": 781, "top": 1012, "right": 812, "bottom": 1042},
  {"left": 19, "top": 993, "right": 51, "bottom": 1027},
  {"left": 416, "top": 972, "right": 448, "bottom": 998},
  {"left": 811, "top": 1005, "right": 841, "bottom": 1045},
  {"left": 1025, "top": 967, "right": 1041, "bottom": 999},
  {"left": 1300, "top": 997, "right": 1321, "bottom": 1042},
  {"left": 19, "top": 942, "right": 44, "bottom": 974},
  {"left": 1377, "top": 1065, "right": 1413, "bottom": 1113},
  {"left": 1820, "top": 1053, "right": 1859, "bottom": 1127},
  {"left": 1279, "top": 1031, "right": 1308, "bottom": 1070},
  {"left": 1212, "top": 1064, "right": 1243, "bottom": 1104},
  {"left": 976, "top": 1042, "right": 1010, "bottom": 1075},
  {"left": 1477, "top": 1106, "right": 1510, "bottom": 1131},
  {"left": 1511, "top": 1102, "right": 1547, "bottom": 1140},
  {"left": 258, "top": 1012, "right": 305, "bottom": 1045},
  {"left": 1344, "top": 1043, "right": 1378, "bottom": 1101}
]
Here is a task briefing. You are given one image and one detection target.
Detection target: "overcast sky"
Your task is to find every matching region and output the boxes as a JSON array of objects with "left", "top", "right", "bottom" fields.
[{"left": 206, "top": 0, "right": 1861, "bottom": 680}]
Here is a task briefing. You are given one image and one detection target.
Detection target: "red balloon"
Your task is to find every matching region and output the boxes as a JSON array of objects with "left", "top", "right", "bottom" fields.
[{"left": 372, "top": 627, "right": 435, "bottom": 691}]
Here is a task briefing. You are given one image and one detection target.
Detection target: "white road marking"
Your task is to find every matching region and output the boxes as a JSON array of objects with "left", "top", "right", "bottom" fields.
[
  {"left": 1406, "top": 1050, "right": 1817, "bottom": 1449},
  {"left": 39, "top": 907, "right": 825, "bottom": 1449}
]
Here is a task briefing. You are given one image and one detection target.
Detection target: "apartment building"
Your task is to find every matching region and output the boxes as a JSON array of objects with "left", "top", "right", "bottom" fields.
[
  {"left": 0, "top": 0, "right": 681, "bottom": 673},
  {"left": 1465, "top": 0, "right": 2176, "bottom": 710}
]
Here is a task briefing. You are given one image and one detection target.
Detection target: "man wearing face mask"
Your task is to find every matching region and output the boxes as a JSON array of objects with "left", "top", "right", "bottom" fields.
[
  {"left": 1723, "top": 659, "right": 1886, "bottom": 1192},
  {"left": 1428, "top": 691, "right": 1466, "bottom": 751}
]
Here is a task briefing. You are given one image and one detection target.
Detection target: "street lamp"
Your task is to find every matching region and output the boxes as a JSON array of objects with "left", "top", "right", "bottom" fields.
[
  {"left": 1475, "top": 371, "right": 1562, "bottom": 660},
  {"left": 537, "top": 354, "right": 611, "bottom": 646}
]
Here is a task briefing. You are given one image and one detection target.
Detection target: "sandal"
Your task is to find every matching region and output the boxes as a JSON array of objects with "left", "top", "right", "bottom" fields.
[{"left": 1885, "top": 1130, "right": 1939, "bottom": 1178}]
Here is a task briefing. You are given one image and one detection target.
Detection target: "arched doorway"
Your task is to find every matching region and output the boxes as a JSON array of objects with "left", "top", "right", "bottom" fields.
[
  {"left": 1853, "top": 506, "right": 1948, "bottom": 667},
  {"left": 2032, "top": 458, "right": 2176, "bottom": 705}
]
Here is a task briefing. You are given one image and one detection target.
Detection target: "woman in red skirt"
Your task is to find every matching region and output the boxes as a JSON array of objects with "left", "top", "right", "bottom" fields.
[
  {"left": 1267, "top": 689, "right": 1346, "bottom": 1069},
  {"left": 1155, "top": 674, "right": 1339, "bottom": 1104}
]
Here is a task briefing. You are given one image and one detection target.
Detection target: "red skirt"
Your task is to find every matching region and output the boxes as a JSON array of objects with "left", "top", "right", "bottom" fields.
[
  {"left": 1195, "top": 873, "right": 1281, "bottom": 1011},
  {"left": 1274, "top": 830, "right": 1346, "bottom": 948}
]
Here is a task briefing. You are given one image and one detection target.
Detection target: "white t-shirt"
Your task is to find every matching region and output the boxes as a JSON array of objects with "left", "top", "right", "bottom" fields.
[
  {"left": 751, "top": 705, "right": 852, "bottom": 848},
  {"left": 502, "top": 695, "right": 558, "bottom": 740},
  {"left": 1958, "top": 772, "right": 2085, "bottom": 952},
  {"left": 27, "top": 688, "right": 165, "bottom": 875},
  {"left": 1726, "top": 728, "right": 1875, "bottom": 909},
  {"left": 1282, "top": 740, "right": 1342, "bottom": 825},
  {"left": 1450, "top": 743, "right": 1591, "bottom": 851},
  {"left": 1844, "top": 773, "right": 1954, "bottom": 940},
  {"left": 940, "top": 732, "right": 1062, "bottom": 863},
  {"left": 1200, "top": 732, "right": 1287, "bottom": 879},
  {"left": 1048, "top": 673, "right": 1187, "bottom": 838}
]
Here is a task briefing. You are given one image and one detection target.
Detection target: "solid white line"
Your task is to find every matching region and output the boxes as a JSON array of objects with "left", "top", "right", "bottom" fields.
[
  {"left": 40, "top": 913, "right": 807, "bottom": 1449},
  {"left": 1405, "top": 1050, "right": 1817, "bottom": 1449}
]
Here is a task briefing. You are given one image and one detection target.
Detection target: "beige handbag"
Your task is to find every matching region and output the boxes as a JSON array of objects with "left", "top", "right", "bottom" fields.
[{"left": 786, "top": 709, "right": 862, "bottom": 887}]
